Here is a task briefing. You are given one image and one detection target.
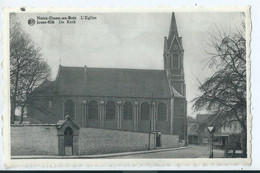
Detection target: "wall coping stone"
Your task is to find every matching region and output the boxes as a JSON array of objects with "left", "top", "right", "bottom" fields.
[
  {"left": 80, "top": 127, "right": 176, "bottom": 136},
  {"left": 11, "top": 124, "right": 56, "bottom": 127}
]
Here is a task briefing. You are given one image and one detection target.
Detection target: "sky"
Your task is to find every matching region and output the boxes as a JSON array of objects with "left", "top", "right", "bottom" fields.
[{"left": 13, "top": 12, "right": 244, "bottom": 118}]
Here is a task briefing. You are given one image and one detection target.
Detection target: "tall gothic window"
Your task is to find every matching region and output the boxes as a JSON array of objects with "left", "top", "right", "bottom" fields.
[
  {"left": 141, "top": 102, "right": 150, "bottom": 120},
  {"left": 172, "top": 54, "right": 179, "bottom": 68},
  {"left": 88, "top": 100, "right": 98, "bottom": 120},
  {"left": 106, "top": 101, "right": 116, "bottom": 120},
  {"left": 123, "top": 102, "right": 133, "bottom": 120},
  {"left": 64, "top": 100, "right": 75, "bottom": 119},
  {"left": 158, "top": 102, "right": 167, "bottom": 121}
]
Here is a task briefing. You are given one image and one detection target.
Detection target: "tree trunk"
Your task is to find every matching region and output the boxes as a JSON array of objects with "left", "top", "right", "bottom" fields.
[
  {"left": 11, "top": 100, "right": 16, "bottom": 124},
  {"left": 11, "top": 66, "right": 20, "bottom": 124},
  {"left": 19, "top": 105, "right": 25, "bottom": 124},
  {"left": 240, "top": 123, "right": 247, "bottom": 158}
]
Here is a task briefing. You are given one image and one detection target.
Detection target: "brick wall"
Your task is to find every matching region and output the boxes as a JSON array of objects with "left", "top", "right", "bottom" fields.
[{"left": 11, "top": 125, "right": 58, "bottom": 155}]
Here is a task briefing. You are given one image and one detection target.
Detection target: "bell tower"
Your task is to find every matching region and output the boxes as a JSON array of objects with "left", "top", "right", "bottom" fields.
[{"left": 164, "top": 13, "right": 186, "bottom": 97}]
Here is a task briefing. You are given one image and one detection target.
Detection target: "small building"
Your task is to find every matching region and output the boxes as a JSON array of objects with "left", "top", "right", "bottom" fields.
[
  {"left": 197, "top": 115, "right": 242, "bottom": 149},
  {"left": 187, "top": 114, "right": 211, "bottom": 144}
]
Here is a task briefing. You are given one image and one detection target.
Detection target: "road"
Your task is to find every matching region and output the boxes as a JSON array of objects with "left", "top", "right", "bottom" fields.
[{"left": 106, "top": 145, "right": 225, "bottom": 158}]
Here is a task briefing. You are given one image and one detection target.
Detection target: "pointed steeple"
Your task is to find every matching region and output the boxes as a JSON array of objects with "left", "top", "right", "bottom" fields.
[
  {"left": 163, "top": 12, "right": 185, "bottom": 96},
  {"left": 167, "top": 13, "right": 179, "bottom": 46}
]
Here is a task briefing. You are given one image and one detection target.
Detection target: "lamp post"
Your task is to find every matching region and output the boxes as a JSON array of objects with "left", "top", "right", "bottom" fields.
[
  {"left": 207, "top": 126, "right": 215, "bottom": 158},
  {"left": 148, "top": 93, "right": 154, "bottom": 150}
]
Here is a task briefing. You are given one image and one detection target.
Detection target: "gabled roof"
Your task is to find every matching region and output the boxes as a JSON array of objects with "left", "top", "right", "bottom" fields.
[
  {"left": 56, "top": 115, "right": 80, "bottom": 130},
  {"left": 51, "top": 66, "right": 174, "bottom": 99}
]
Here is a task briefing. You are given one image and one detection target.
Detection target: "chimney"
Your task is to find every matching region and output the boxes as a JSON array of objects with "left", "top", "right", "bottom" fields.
[{"left": 84, "top": 65, "right": 87, "bottom": 82}]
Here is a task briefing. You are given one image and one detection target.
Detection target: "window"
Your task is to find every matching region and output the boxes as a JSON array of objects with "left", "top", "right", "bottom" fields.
[
  {"left": 202, "top": 137, "right": 209, "bottom": 144},
  {"left": 48, "top": 101, "right": 52, "bottom": 108},
  {"left": 64, "top": 100, "right": 75, "bottom": 119},
  {"left": 158, "top": 102, "right": 167, "bottom": 121},
  {"left": 106, "top": 101, "right": 116, "bottom": 120},
  {"left": 123, "top": 102, "right": 133, "bottom": 120},
  {"left": 141, "top": 102, "right": 150, "bottom": 120},
  {"left": 172, "top": 54, "right": 179, "bottom": 68},
  {"left": 88, "top": 100, "right": 98, "bottom": 120}
]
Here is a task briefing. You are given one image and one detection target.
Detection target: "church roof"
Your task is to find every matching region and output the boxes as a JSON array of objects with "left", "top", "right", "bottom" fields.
[
  {"left": 32, "top": 79, "right": 55, "bottom": 95},
  {"left": 50, "top": 66, "right": 174, "bottom": 99}
]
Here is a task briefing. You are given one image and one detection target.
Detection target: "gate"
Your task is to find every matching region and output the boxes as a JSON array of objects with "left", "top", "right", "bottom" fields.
[
  {"left": 64, "top": 127, "right": 73, "bottom": 155},
  {"left": 156, "top": 132, "right": 161, "bottom": 147}
]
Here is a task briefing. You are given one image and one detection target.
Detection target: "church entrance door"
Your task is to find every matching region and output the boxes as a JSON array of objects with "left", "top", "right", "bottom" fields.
[{"left": 64, "top": 127, "right": 73, "bottom": 155}]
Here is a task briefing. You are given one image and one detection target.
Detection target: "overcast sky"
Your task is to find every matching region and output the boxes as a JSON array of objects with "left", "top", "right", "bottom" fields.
[{"left": 14, "top": 12, "right": 244, "bottom": 118}]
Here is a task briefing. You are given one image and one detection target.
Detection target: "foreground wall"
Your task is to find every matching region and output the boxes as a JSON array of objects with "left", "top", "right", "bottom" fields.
[
  {"left": 79, "top": 128, "right": 179, "bottom": 155},
  {"left": 79, "top": 128, "right": 156, "bottom": 155},
  {"left": 161, "top": 134, "right": 179, "bottom": 148},
  {"left": 11, "top": 125, "right": 58, "bottom": 155},
  {"left": 11, "top": 125, "right": 179, "bottom": 156}
]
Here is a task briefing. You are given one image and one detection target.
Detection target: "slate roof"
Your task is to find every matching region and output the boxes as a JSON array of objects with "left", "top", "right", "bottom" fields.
[
  {"left": 56, "top": 66, "right": 175, "bottom": 98},
  {"left": 56, "top": 115, "right": 80, "bottom": 130},
  {"left": 35, "top": 65, "right": 185, "bottom": 99},
  {"left": 32, "top": 79, "right": 55, "bottom": 95},
  {"left": 168, "top": 13, "right": 179, "bottom": 46}
]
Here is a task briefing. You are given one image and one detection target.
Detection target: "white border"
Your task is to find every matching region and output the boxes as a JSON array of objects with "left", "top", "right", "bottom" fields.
[{"left": 0, "top": 4, "right": 257, "bottom": 170}]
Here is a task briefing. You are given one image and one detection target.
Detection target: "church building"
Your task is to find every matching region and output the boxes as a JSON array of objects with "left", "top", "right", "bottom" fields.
[{"left": 28, "top": 13, "right": 188, "bottom": 141}]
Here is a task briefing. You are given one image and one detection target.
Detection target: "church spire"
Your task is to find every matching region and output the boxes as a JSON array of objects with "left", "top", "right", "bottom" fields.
[
  {"left": 167, "top": 13, "right": 179, "bottom": 46},
  {"left": 163, "top": 12, "right": 186, "bottom": 97}
]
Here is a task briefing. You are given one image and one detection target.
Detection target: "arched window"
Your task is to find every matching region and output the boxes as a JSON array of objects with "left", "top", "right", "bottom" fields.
[
  {"left": 123, "top": 102, "right": 133, "bottom": 120},
  {"left": 64, "top": 100, "right": 75, "bottom": 119},
  {"left": 172, "top": 54, "right": 179, "bottom": 68},
  {"left": 88, "top": 100, "right": 98, "bottom": 120},
  {"left": 141, "top": 102, "right": 150, "bottom": 120},
  {"left": 106, "top": 101, "right": 116, "bottom": 120},
  {"left": 158, "top": 102, "right": 167, "bottom": 121}
]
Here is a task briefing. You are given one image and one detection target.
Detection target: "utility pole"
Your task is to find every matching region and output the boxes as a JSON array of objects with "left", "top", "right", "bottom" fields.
[{"left": 148, "top": 93, "right": 153, "bottom": 150}]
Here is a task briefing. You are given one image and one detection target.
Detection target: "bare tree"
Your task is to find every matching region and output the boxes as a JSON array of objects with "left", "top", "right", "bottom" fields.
[
  {"left": 10, "top": 14, "right": 51, "bottom": 124},
  {"left": 192, "top": 22, "right": 247, "bottom": 157}
]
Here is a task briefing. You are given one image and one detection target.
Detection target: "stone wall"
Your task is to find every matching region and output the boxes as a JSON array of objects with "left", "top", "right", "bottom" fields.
[
  {"left": 78, "top": 127, "right": 156, "bottom": 155},
  {"left": 11, "top": 125, "right": 179, "bottom": 156},
  {"left": 11, "top": 125, "right": 58, "bottom": 155},
  {"left": 161, "top": 133, "right": 179, "bottom": 148}
]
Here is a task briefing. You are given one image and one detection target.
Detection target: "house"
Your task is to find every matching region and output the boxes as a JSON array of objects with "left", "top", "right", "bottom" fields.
[
  {"left": 187, "top": 114, "right": 211, "bottom": 144},
  {"left": 197, "top": 114, "right": 241, "bottom": 148}
]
